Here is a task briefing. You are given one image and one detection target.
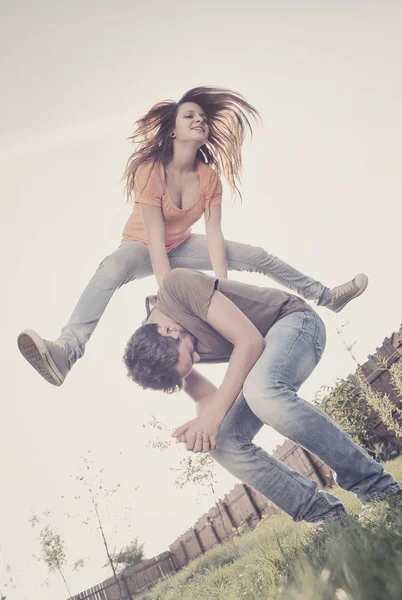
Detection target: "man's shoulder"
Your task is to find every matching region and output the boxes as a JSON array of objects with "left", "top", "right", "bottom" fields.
[
  {"left": 161, "top": 269, "right": 215, "bottom": 300},
  {"left": 158, "top": 269, "right": 194, "bottom": 301},
  {"left": 159, "top": 269, "right": 218, "bottom": 321}
]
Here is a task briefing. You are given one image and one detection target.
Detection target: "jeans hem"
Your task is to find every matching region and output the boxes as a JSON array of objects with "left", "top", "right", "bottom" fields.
[
  {"left": 317, "top": 287, "right": 332, "bottom": 306},
  {"left": 308, "top": 508, "right": 349, "bottom": 524},
  {"left": 361, "top": 485, "right": 402, "bottom": 505}
]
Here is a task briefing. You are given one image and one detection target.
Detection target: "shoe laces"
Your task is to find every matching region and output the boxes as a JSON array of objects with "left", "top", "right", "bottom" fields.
[
  {"left": 331, "top": 279, "right": 355, "bottom": 300},
  {"left": 47, "top": 340, "right": 67, "bottom": 352}
]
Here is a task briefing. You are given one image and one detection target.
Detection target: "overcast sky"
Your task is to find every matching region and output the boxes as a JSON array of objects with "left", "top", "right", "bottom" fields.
[{"left": 1, "top": 1, "right": 402, "bottom": 598}]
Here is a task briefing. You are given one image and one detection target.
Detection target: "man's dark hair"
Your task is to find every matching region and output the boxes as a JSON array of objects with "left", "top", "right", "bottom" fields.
[{"left": 123, "top": 323, "right": 183, "bottom": 393}]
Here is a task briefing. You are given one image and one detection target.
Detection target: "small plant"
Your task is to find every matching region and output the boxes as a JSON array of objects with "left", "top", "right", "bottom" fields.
[
  {"left": 354, "top": 363, "right": 402, "bottom": 438},
  {"left": 106, "top": 537, "right": 145, "bottom": 573},
  {"left": 74, "top": 454, "right": 127, "bottom": 600},
  {"left": 313, "top": 378, "right": 381, "bottom": 455},
  {"left": 315, "top": 319, "right": 402, "bottom": 458},
  {"left": 38, "top": 525, "right": 73, "bottom": 599},
  {"left": 390, "top": 361, "right": 402, "bottom": 397},
  {"left": 231, "top": 524, "right": 247, "bottom": 537},
  {"left": 145, "top": 414, "right": 231, "bottom": 537}
]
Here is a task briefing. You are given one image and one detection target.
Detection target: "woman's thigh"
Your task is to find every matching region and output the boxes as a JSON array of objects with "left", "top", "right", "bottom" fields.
[
  {"left": 97, "top": 241, "right": 154, "bottom": 284},
  {"left": 168, "top": 234, "right": 267, "bottom": 271}
]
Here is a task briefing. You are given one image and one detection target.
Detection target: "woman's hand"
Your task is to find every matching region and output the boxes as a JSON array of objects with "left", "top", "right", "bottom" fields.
[{"left": 171, "top": 414, "right": 221, "bottom": 453}]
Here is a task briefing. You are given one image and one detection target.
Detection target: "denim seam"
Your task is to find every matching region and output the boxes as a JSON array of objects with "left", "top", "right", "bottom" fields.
[
  {"left": 234, "top": 401, "right": 255, "bottom": 444},
  {"left": 272, "top": 311, "right": 309, "bottom": 386},
  {"left": 311, "top": 312, "right": 322, "bottom": 363}
]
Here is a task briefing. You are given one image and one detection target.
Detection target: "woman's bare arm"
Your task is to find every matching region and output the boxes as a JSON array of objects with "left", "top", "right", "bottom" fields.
[
  {"left": 139, "top": 204, "right": 171, "bottom": 286},
  {"left": 204, "top": 205, "right": 228, "bottom": 279}
]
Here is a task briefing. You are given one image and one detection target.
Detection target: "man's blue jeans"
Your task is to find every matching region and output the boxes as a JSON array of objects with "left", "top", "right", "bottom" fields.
[{"left": 210, "top": 309, "right": 400, "bottom": 523}]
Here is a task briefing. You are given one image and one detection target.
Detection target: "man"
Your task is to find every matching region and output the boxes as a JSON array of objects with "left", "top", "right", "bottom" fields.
[{"left": 123, "top": 268, "right": 401, "bottom": 526}]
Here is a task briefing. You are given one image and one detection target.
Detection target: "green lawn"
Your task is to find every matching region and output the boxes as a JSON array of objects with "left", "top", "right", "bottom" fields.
[{"left": 137, "top": 456, "right": 402, "bottom": 600}]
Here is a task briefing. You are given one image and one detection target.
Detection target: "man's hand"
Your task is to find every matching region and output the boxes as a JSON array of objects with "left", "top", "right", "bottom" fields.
[{"left": 171, "top": 414, "right": 221, "bottom": 453}]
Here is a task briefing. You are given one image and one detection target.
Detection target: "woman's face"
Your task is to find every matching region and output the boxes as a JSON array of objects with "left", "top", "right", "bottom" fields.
[{"left": 173, "top": 102, "right": 209, "bottom": 146}]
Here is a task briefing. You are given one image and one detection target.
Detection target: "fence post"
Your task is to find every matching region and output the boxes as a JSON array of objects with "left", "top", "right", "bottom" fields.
[
  {"left": 168, "top": 552, "right": 179, "bottom": 572},
  {"left": 208, "top": 516, "right": 221, "bottom": 544},
  {"left": 193, "top": 527, "right": 205, "bottom": 554},
  {"left": 221, "top": 501, "right": 236, "bottom": 529},
  {"left": 242, "top": 484, "right": 262, "bottom": 520},
  {"left": 120, "top": 575, "right": 134, "bottom": 600},
  {"left": 180, "top": 540, "right": 189, "bottom": 564}
]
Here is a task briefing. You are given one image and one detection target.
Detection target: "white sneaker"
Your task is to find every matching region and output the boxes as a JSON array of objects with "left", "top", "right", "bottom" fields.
[
  {"left": 17, "top": 329, "right": 70, "bottom": 386},
  {"left": 326, "top": 274, "right": 369, "bottom": 313}
]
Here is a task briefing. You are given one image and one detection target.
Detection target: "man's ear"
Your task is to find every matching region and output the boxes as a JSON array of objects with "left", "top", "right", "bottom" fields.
[{"left": 162, "top": 325, "right": 178, "bottom": 338}]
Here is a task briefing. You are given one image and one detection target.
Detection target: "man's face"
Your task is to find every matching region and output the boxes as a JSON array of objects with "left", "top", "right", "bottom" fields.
[
  {"left": 176, "top": 329, "right": 201, "bottom": 379},
  {"left": 158, "top": 323, "right": 201, "bottom": 379}
]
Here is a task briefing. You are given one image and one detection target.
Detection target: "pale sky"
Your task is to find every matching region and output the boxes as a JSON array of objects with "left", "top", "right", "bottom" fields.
[{"left": 1, "top": 1, "right": 402, "bottom": 598}]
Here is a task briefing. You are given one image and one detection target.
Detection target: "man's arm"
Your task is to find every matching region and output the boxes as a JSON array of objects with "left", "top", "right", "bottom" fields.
[
  {"left": 183, "top": 369, "right": 218, "bottom": 417},
  {"left": 173, "top": 290, "right": 265, "bottom": 451},
  {"left": 201, "top": 289, "right": 265, "bottom": 423}
]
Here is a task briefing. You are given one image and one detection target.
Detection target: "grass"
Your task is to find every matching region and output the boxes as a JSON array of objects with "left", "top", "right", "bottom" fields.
[{"left": 137, "top": 456, "right": 402, "bottom": 600}]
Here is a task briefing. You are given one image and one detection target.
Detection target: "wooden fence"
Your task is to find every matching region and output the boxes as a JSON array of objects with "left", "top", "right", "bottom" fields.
[
  {"left": 71, "top": 442, "right": 333, "bottom": 599},
  {"left": 70, "top": 552, "right": 177, "bottom": 600},
  {"left": 71, "top": 324, "right": 402, "bottom": 600}
]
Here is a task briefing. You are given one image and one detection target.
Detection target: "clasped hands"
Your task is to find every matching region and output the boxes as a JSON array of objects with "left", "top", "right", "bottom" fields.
[{"left": 171, "top": 413, "right": 221, "bottom": 453}]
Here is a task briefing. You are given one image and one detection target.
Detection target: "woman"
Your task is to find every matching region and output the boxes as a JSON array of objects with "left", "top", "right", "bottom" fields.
[{"left": 17, "top": 86, "right": 368, "bottom": 386}]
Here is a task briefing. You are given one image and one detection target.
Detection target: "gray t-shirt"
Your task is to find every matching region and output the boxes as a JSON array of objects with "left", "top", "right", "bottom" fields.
[{"left": 144, "top": 268, "right": 309, "bottom": 363}]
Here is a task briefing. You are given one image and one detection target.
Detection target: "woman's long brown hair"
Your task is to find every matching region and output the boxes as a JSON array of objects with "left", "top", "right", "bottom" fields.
[{"left": 122, "top": 86, "right": 261, "bottom": 204}]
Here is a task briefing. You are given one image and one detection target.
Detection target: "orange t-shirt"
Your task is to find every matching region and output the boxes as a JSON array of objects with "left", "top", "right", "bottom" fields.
[{"left": 121, "top": 160, "right": 222, "bottom": 252}]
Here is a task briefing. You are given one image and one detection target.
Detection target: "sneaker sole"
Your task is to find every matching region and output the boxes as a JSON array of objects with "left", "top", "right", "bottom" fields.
[
  {"left": 333, "top": 274, "right": 369, "bottom": 313},
  {"left": 17, "top": 330, "right": 64, "bottom": 386}
]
